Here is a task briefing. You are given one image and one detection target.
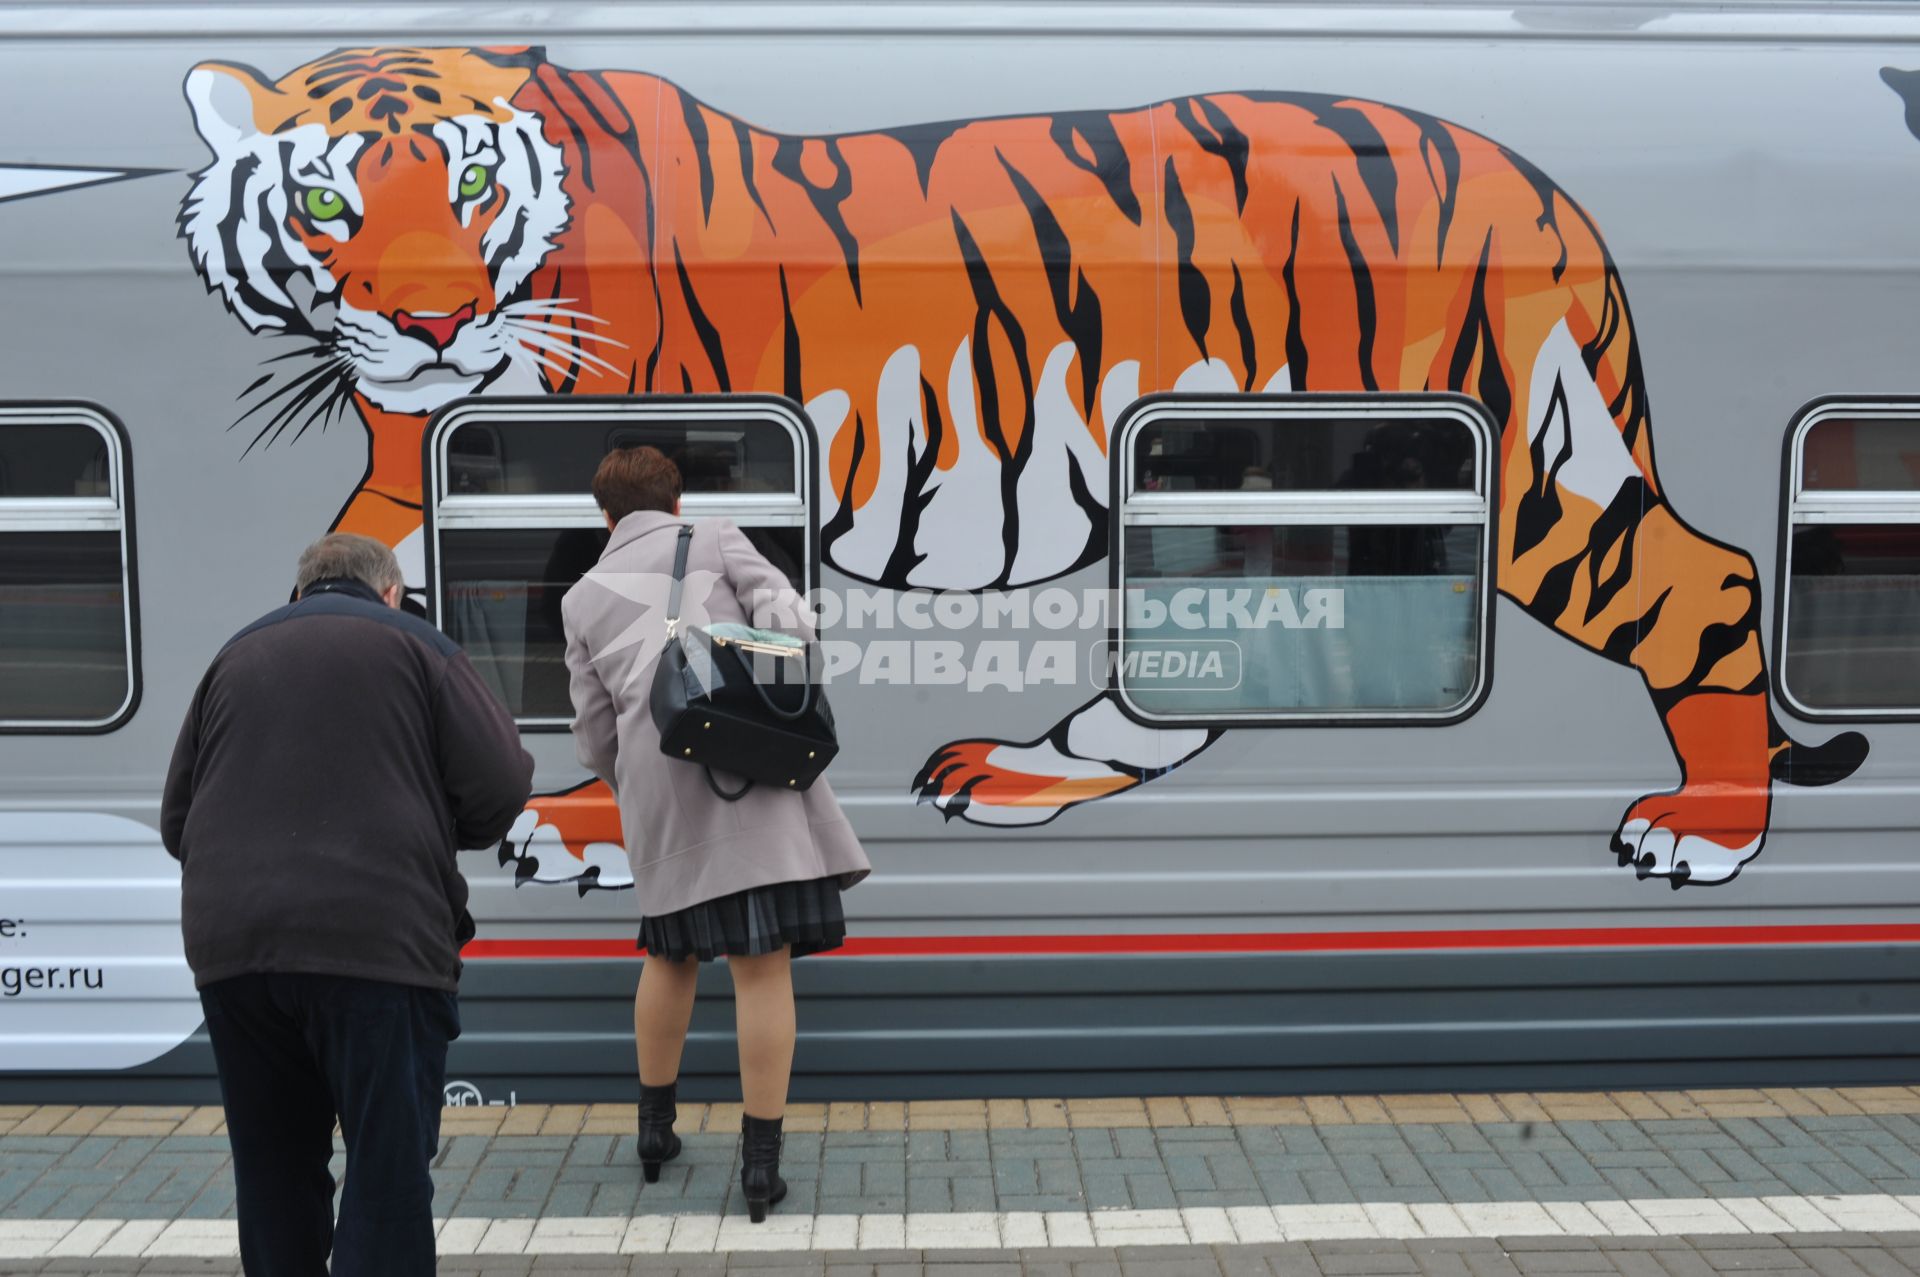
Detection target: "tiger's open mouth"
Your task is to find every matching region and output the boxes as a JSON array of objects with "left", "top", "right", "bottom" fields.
[
  {"left": 369, "top": 363, "right": 489, "bottom": 387},
  {"left": 352, "top": 361, "right": 498, "bottom": 414},
  {"left": 393, "top": 303, "right": 478, "bottom": 352}
]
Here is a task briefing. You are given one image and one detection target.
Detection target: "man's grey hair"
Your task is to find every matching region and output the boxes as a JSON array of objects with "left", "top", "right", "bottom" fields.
[{"left": 295, "top": 533, "right": 403, "bottom": 597}]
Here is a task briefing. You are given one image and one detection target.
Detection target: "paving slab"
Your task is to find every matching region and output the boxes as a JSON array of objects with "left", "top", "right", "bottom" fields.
[{"left": 0, "top": 1092, "right": 1917, "bottom": 1271}]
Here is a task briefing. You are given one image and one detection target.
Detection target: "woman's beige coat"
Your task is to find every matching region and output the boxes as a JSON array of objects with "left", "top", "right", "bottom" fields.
[{"left": 561, "top": 510, "right": 870, "bottom": 916}]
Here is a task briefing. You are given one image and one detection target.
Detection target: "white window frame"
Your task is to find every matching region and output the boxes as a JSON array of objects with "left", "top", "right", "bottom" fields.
[
  {"left": 0, "top": 403, "right": 138, "bottom": 732},
  {"left": 1112, "top": 394, "right": 1496, "bottom": 726},
  {"left": 425, "top": 397, "right": 816, "bottom": 729},
  {"left": 1778, "top": 398, "right": 1920, "bottom": 721}
]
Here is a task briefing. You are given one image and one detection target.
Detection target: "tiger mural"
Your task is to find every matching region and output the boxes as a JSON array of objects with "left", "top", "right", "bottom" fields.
[{"left": 179, "top": 45, "right": 1868, "bottom": 888}]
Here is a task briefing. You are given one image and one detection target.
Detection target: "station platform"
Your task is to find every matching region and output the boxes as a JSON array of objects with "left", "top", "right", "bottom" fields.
[{"left": 1, "top": 1088, "right": 1918, "bottom": 1274}]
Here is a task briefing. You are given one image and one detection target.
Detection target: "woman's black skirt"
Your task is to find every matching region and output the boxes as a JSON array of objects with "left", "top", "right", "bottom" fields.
[{"left": 639, "top": 875, "right": 848, "bottom": 961}]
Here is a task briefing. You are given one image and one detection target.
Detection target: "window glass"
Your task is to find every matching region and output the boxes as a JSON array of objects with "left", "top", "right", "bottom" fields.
[
  {"left": 1132, "top": 416, "right": 1477, "bottom": 493},
  {"left": 440, "top": 524, "right": 806, "bottom": 720},
  {"left": 1784, "top": 524, "right": 1920, "bottom": 709},
  {"left": 1782, "top": 407, "right": 1920, "bottom": 716},
  {"left": 432, "top": 403, "right": 814, "bottom": 724},
  {"left": 446, "top": 417, "right": 796, "bottom": 496},
  {"left": 0, "top": 423, "right": 110, "bottom": 498},
  {"left": 439, "top": 527, "right": 605, "bottom": 719},
  {"left": 1116, "top": 399, "right": 1492, "bottom": 722},
  {"left": 0, "top": 530, "right": 129, "bottom": 722},
  {"left": 1801, "top": 417, "right": 1920, "bottom": 491},
  {"left": 1121, "top": 524, "right": 1483, "bottom": 716}
]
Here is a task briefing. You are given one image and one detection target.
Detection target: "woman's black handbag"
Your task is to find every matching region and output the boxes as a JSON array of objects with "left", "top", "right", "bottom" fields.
[{"left": 649, "top": 525, "right": 838, "bottom": 799}]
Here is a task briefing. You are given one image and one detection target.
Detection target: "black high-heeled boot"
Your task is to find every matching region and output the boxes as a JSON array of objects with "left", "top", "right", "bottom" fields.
[
  {"left": 739, "top": 1113, "right": 788, "bottom": 1223},
  {"left": 638, "top": 1082, "right": 682, "bottom": 1183}
]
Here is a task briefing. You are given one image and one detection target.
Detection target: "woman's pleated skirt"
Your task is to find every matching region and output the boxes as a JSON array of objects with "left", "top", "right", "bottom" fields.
[{"left": 638, "top": 875, "right": 848, "bottom": 961}]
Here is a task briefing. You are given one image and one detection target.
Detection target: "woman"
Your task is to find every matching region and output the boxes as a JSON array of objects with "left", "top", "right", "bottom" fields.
[{"left": 561, "top": 446, "right": 870, "bottom": 1223}]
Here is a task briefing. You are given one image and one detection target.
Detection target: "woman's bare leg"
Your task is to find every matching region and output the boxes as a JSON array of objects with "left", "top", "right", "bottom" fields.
[
  {"left": 634, "top": 955, "right": 699, "bottom": 1086},
  {"left": 727, "top": 948, "right": 796, "bottom": 1118}
]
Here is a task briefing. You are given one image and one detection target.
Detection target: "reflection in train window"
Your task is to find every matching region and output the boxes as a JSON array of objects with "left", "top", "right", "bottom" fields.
[
  {"left": 1132, "top": 416, "right": 1478, "bottom": 493},
  {"left": 0, "top": 423, "right": 111, "bottom": 498},
  {"left": 428, "top": 400, "right": 813, "bottom": 725},
  {"left": 1114, "top": 398, "right": 1494, "bottom": 723},
  {"left": 0, "top": 408, "right": 136, "bottom": 731},
  {"left": 1781, "top": 404, "right": 1920, "bottom": 716},
  {"left": 445, "top": 415, "right": 796, "bottom": 496},
  {"left": 1800, "top": 415, "right": 1920, "bottom": 491},
  {"left": 439, "top": 524, "right": 806, "bottom": 720}
]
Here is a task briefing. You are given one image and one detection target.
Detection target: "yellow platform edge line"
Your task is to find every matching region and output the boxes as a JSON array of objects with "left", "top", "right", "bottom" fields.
[{"left": 3, "top": 1087, "right": 1918, "bottom": 1138}]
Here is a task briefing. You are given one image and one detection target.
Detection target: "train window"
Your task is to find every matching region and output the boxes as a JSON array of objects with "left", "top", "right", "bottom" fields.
[
  {"left": 444, "top": 415, "right": 797, "bottom": 497},
  {"left": 0, "top": 406, "right": 137, "bottom": 731},
  {"left": 426, "top": 399, "right": 814, "bottom": 725},
  {"left": 1779, "top": 402, "right": 1920, "bottom": 717},
  {"left": 1112, "top": 396, "right": 1494, "bottom": 723}
]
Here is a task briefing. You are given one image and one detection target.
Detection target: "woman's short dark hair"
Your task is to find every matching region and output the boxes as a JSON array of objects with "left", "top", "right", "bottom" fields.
[{"left": 592, "top": 446, "right": 682, "bottom": 523}]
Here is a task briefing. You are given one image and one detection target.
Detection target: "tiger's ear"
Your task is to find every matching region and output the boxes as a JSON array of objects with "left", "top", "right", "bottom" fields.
[
  {"left": 185, "top": 60, "right": 282, "bottom": 151},
  {"left": 1882, "top": 67, "right": 1920, "bottom": 142}
]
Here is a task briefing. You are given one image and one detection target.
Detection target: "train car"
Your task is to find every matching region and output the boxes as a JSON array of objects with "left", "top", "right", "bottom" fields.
[{"left": 1, "top": 0, "right": 1917, "bottom": 1103}]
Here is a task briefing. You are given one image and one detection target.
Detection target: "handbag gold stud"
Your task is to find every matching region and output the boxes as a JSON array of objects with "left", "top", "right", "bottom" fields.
[{"left": 684, "top": 747, "right": 693, "bottom": 756}]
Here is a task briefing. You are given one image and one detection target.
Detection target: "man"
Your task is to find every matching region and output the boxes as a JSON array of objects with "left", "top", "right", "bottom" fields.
[{"left": 161, "top": 533, "right": 533, "bottom": 1276}]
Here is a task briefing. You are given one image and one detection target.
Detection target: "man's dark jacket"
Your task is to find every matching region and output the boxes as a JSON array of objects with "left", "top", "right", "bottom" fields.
[{"left": 161, "top": 578, "right": 535, "bottom": 992}]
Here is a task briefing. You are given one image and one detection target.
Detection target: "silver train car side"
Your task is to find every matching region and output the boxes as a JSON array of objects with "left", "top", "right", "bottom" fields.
[{"left": 1, "top": 1, "right": 1917, "bottom": 1101}]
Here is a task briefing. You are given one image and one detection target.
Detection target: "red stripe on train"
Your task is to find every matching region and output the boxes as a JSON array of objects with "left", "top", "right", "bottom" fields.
[{"left": 462, "top": 922, "right": 1920, "bottom": 960}]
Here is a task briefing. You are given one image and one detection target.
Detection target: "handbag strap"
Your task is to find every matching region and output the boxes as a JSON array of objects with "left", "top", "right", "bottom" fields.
[
  {"left": 669, "top": 519, "right": 815, "bottom": 721},
  {"left": 705, "top": 768, "right": 753, "bottom": 801},
  {"left": 665, "top": 523, "right": 755, "bottom": 801},
  {"left": 663, "top": 524, "right": 694, "bottom": 637},
  {"left": 745, "top": 644, "right": 816, "bottom": 721}
]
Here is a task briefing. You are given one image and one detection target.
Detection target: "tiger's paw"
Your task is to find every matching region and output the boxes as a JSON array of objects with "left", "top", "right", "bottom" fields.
[
  {"left": 913, "top": 738, "right": 1138, "bottom": 828},
  {"left": 1609, "top": 786, "right": 1768, "bottom": 888},
  {"left": 497, "top": 780, "right": 632, "bottom": 893}
]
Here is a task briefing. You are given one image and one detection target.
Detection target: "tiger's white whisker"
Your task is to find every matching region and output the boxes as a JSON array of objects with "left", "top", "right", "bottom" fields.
[
  {"left": 504, "top": 311, "right": 616, "bottom": 332},
  {"left": 508, "top": 330, "right": 627, "bottom": 377},
  {"left": 512, "top": 342, "right": 598, "bottom": 382},
  {"left": 503, "top": 317, "right": 628, "bottom": 347},
  {"left": 502, "top": 302, "right": 614, "bottom": 325},
  {"left": 524, "top": 344, "right": 624, "bottom": 380},
  {"left": 502, "top": 296, "right": 594, "bottom": 313},
  {"left": 515, "top": 345, "right": 626, "bottom": 380},
  {"left": 509, "top": 346, "right": 571, "bottom": 378}
]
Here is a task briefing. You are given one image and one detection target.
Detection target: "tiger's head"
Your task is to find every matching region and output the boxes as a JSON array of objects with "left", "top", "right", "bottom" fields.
[{"left": 180, "top": 47, "right": 581, "bottom": 415}]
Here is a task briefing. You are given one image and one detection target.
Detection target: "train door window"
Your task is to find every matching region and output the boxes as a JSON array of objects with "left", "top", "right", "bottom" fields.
[
  {"left": 426, "top": 398, "right": 814, "bottom": 725},
  {"left": 1112, "top": 396, "right": 1494, "bottom": 723},
  {"left": 1779, "top": 402, "right": 1920, "bottom": 717},
  {"left": 0, "top": 405, "right": 137, "bottom": 730}
]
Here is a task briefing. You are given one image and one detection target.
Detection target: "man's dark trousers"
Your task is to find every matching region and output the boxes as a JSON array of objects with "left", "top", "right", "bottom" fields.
[{"left": 199, "top": 972, "right": 459, "bottom": 1276}]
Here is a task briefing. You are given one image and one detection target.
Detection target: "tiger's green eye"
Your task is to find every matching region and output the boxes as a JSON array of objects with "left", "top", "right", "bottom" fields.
[
  {"left": 458, "top": 164, "right": 492, "bottom": 199},
  {"left": 303, "top": 187, "right": 345, "bottom": 221}
]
